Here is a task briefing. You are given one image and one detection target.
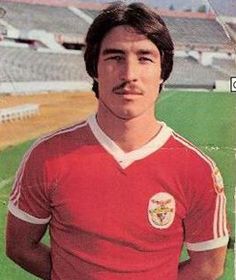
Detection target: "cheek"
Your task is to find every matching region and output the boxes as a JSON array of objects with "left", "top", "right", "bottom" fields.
[
  {"left": 142, "top": 70, "right": 161, "bottom": 87},
  {"left": 98, "top": 64, "right": 116, "bottom": 82},
  {"left": 97, "top": 71, "right": 114, "bottom": 96}
]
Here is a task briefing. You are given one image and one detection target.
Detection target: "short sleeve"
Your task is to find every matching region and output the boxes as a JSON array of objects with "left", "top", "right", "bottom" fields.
[
  {"left": 184, "top": 153, "right": 229, "bottom": 252},
  {"left": 8, "top": 142, "right": 52, "bottom": 224}
]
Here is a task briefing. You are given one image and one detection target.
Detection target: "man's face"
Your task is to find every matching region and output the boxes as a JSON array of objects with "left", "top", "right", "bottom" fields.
[{"left": 96, "top": 25, "right": 163, "bottom": 120}]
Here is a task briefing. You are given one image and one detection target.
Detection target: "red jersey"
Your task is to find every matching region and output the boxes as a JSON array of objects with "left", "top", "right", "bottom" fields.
[{"left": 9, "top": 114, "right": 228, "bottom": 280}]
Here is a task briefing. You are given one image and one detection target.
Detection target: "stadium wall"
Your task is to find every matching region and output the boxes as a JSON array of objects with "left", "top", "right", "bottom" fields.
[
  {"left": 0, "top": 103, "right": 39, "bottom": 122},
  {"left": 0, "top": 81, "right": 92, "bottom": 94}
]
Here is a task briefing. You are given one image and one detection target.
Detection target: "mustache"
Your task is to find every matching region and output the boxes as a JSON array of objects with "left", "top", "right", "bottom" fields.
[{"left": 112, "top": 81, "right": 143, "bottom": 94}]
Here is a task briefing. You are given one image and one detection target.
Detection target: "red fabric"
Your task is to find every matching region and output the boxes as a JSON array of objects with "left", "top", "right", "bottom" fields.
[{"left": 9, "top": 118, "right": 228, "bottom": 280}]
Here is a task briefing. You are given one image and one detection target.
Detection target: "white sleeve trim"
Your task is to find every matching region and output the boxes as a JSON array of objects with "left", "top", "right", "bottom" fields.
[
  {"left": 8, "top": 201, "right": 51, "bottom": 225},
  {"left": 185, "top": 235, "right": 229, "bottom": 252}
]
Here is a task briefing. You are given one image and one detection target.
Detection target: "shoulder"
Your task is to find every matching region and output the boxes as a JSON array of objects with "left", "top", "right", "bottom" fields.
[
  {"left": 24, "top": 119, "right": 90, "bottom": 163},
  {"left": 168, "top": 129, "right": 216, "bottom": 171},
  {"left": 168, "top": 128, "right": 224, "bottom": 193}
]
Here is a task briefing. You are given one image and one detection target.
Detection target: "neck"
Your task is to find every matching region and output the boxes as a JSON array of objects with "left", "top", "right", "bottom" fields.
[{"left": 96, "top": 105, "right": 161, "bottom": 153}]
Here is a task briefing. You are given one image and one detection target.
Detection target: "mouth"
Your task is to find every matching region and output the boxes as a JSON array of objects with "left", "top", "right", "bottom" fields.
[{"left": 114, "top": 89, "right": 143, "bottom": 96}]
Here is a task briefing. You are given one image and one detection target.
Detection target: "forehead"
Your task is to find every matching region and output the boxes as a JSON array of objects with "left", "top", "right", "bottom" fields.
[{"left": 100, "top": 25, "right": 159, "bottom": 52}]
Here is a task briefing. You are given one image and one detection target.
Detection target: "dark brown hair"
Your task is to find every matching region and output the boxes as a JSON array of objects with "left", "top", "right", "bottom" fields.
[{"left": 84, "top": 1, "right": 174, "bottom": 97}]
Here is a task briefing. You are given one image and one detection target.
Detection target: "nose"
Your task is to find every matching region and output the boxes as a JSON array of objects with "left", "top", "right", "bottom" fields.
[{"left": 120, "top": 57, "right": 138, "bottom": 82}]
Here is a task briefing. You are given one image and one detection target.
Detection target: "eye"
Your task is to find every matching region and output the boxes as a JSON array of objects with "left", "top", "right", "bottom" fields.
[
  {"left": 104, "top": 55, "right": 123, "bottom": 62},
  {"left": 139, "top": 56, "right": 154, "bottom": 63}
]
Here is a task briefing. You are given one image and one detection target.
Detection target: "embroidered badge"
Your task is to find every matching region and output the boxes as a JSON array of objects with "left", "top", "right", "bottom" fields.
[
  {"left": 148, "top": 192, "right": 175, "bottom": 229},
  {"left": 212, "top": 167, "right": 224, "bottom": 193}
]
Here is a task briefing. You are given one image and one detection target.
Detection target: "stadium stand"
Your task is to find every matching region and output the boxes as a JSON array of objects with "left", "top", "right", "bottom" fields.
[
  {"left": 212, "top": 58, "right": 236, "bottom": 76},
  {"left": 167, "top": 57, "right": 230, "bottom": 89},
  {"left": 0, "top": 44, "right": 229, "bottom": 91},
  {"left": 82, "top": 9, "right": 99, "bottom": 19},
  {"left": 0, "top": 0, "right": 234, "bottom": 93},
  {"left": 80, "top": 8, "right": 232, "bottom": 50},
  {"left": 228, "top": 22, "right": 236, "bottom": 32},
  {"left": 164, "top": 17, "right": 231, "bottom": 48},
  {"left": 1, "top": 1, "right": 234, "bottom": 51},
  {"left": 0, "top": 23, "right": 6, "bottom": 36},
  {"left": 0, "top": 103, "right": 39, "bottom": 122},
  {"left": 0, "top": 65, "right": 10, "bottom": 83},
  {"left": 0, "top": 1, "right": 90, "bottom": 37},
  {"left": 0, "top": 46, "right": 90, "bottom": 82},
  {"left": 226, "top": 22, "right": 236, "bottom": 41}
]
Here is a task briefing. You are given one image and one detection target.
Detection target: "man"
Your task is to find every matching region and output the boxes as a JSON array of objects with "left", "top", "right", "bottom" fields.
[{"left": 6, "top": 2, "right": 228, "bottom": 280}]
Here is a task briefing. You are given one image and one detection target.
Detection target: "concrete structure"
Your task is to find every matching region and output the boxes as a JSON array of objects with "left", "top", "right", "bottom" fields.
[{"left": 0, "top": 103, "right": 39, "bottom": 122}]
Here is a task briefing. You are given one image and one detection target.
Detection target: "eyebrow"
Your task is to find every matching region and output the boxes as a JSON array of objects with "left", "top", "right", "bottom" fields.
[
  {"left": 102, "top": 48, "right": 158, "bottom": 56},
  {"left": 137, "top": 49, "right": 157, "bottom": 55},
  {"left": 102, "top": 48, "right": 125, "bottom": 55}
]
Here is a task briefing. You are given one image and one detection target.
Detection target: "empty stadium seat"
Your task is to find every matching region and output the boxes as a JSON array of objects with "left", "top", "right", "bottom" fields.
[
  {"left": 167, "top": 57, "right": 230, "bottom": 89},
  {"left": 0, "top": 46, "right": 90, "bottom": 82},
  {"left": 212, "top": 58, "right": 236, "bottom": 76},
  {"left": 163, "top": 17, "right": 231, "bottom": 46},
  {"left": 1, "top": 2, "right": 90, "bottom": 36}
]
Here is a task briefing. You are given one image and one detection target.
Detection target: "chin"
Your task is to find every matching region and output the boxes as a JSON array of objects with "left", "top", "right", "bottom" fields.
[{"left": 113, "top": 109, "right": 143, "bottom": 121}]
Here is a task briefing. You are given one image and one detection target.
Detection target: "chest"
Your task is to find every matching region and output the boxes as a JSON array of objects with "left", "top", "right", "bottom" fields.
[{"left": 49, "top": 150, "right": 188, "bottom": 242}]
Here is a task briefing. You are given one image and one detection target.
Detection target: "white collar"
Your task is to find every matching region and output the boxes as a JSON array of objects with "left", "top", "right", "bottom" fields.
[{"left": 88, "top": 114, "right": 172, "bottom": 169}]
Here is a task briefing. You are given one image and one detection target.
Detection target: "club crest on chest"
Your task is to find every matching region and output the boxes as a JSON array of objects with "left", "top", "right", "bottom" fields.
[{"left": 148, "top": 192, "right": 176, "bottom": 229}]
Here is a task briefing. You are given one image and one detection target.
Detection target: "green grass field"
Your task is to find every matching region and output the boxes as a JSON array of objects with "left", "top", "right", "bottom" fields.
[{"left": 0, "top": 90, "right": 235, "bottom": 279}]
